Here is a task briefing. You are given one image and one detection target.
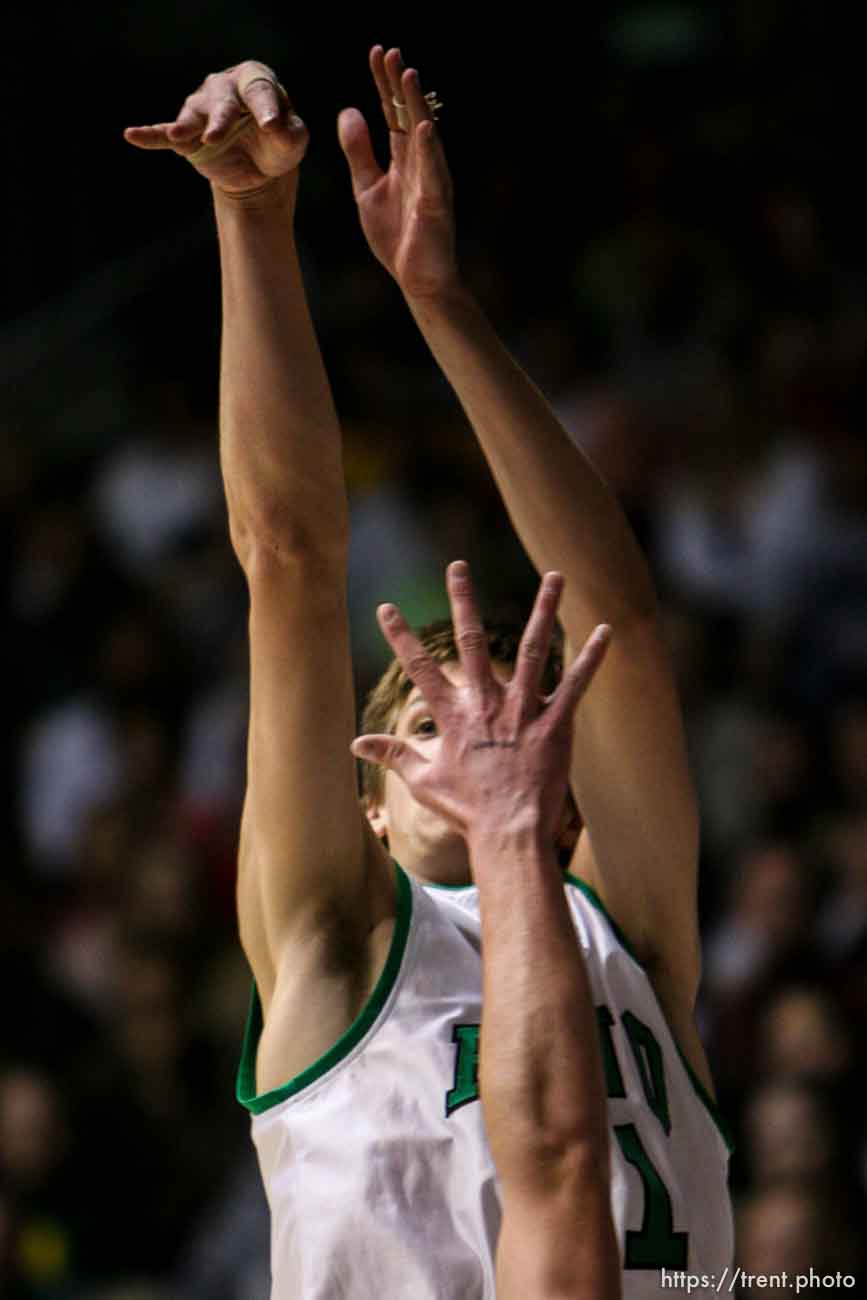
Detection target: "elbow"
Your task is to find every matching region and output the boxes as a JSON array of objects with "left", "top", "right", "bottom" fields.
[
  {"left": 508, "top": 1112, "right": 611, "bottom": 1202},
  {"left": 546, "top": 1122, "right": 611, "bottom": 1187},
  {"left": 230, "top": 498, "right": 349, "bottom": 573}
]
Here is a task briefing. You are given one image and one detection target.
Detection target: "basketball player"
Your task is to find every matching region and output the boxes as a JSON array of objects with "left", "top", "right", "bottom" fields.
[
  {"left": 352, "top": 560, "right": 622, "bottom": 1299},
  {"left": 125, "top": 49, "right": 732, "bottom": 1298}
]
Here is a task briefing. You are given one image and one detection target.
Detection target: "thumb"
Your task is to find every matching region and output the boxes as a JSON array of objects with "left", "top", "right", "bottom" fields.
[
  {"left": 350, "top": 733, "right": 424, "bottom": 785},
  {"left": 337, "top": 107, "right": 383, "bottom": 198}
]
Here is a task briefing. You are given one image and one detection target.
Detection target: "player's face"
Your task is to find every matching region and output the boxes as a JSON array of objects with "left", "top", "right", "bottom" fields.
[{"left": 365, "top": 659, "right": 514, "bottom": 887}]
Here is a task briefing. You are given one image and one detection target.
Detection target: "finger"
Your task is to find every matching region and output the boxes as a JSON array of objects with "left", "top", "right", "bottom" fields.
[
  {"left": 415, "top": 119, "right": 452, "bottom": 205},
  {"left": 511, "top": 572, "right": 564, "bottom": 711},
  {"left": 200, "top": 94, "right": 249, "bottom": 145},
  {"left": 337, "top": 108, "right": 385, "bottom": 197},
  {"left": 167, "top": 99, "right": 208, "bottom": 146},
  {"left": 123, "top": 124, "right": 177, "bottom": 151},
  {"left": 383, "top": 46, "right": 408, "bottom": 122},
  {"left": 402, "top": 67, "right": 434, "bottom": 132},
  {"left": 238, "top": 70, "right": 291, "bottom": 131},
  {"left": 446, "top": 561, "right": 493, "bottom": 690},
  {"left": 370, "top": 44, "right": 401, "bottom": 133},
  {"left": 376, "top": 603, "right": 451, "bottom": 713},
  {"left": 547, "top": 625, "right": 612, "bottom": 729},
  {"left": 350, "top": 734, "right": 426, "bottom": 788}
]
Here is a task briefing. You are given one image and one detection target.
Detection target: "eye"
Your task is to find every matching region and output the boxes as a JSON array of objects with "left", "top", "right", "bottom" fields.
[{"left": 413, "top": 716, "right": 437, "bottom": 738}]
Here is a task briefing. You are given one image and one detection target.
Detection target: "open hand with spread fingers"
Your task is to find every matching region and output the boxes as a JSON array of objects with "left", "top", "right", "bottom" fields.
[
  {"left": 124, "top": 60, "right": 309, "bottom": 196},
  {"left": 338, "top": 46, "right": 458, "bottom": 302},
  {"left": 352, "top": 562, "right": 611, "bottom": 852}
]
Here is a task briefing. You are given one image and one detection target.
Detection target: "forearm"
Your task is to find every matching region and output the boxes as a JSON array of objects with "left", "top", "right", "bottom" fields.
[
  {"left": 407, "top": 286, "right": 654, "bottom": 627},
  {"left": 215, "top": 176, "right": 348, "bottom": 558},
  {"left": 470, "top": 819, "right": 611, "bottom": 1185}
]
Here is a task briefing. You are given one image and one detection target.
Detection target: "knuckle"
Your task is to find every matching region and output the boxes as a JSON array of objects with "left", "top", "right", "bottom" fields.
[
  {"left": 406, "top": 653, "right": 432, "bottom": 681},
  {"left": 520, "top": 637, "right": 544, "bottom": 662},
  {"left": 456, "top": 628, "right": 485, "bottom": 655},
  {"left": 479, "top": 685, "right": 501, "bottom": 718}
]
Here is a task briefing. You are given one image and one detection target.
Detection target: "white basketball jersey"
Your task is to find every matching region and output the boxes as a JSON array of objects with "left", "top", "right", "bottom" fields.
[{"left": 237, "top": 866, "right": 733, "bottom": 1299}]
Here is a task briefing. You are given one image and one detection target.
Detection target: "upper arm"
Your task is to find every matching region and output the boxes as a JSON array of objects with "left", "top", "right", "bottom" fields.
[
  {"left": 565, "top": 608, "right": 701, "bottom": 991},
  {"left": 237, "top": 539, "right": 392, "bottom": 1008}
]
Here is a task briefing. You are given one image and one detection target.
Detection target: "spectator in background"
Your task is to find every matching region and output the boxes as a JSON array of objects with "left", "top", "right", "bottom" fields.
[
  {"left": 736, "top": 1185, "right": 861, "bottom": 1286},
  {"left": 0, "top": 1067, "right": 79, "bottom": 1298}
]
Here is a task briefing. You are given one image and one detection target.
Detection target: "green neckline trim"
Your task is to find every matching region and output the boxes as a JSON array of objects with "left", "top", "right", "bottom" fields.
[
  {"left": 563, "top": 872, "right": 734, "bottom": 1153},
  {"left": 236, "top": 863, "right": 413, "bottom": 1115},
  {"left": 421, "top": 878, "right": 475, "bottom": 891}
]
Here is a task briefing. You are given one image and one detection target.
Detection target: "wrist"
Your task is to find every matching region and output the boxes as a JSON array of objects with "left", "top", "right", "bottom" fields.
[
  {"left": 211, "top": 171, "right": 298, "bottom": 215},
  {"left": 466, "top": 812, "right": 557, "bottom": 873},
  {"left": 403, "top": 274, "right": 475, "bottom": 315}
]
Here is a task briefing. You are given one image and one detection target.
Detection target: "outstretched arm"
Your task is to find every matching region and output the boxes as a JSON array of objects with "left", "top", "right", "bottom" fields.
[
  {"left": 126, "top": 65, "right": 392, "bottom": 1077},
  {"left": 353, "top": 562, "right": 621, "bottom": 1300},
  {"left": 339, "top": 49, "right": 700, "bottom": 1022}
]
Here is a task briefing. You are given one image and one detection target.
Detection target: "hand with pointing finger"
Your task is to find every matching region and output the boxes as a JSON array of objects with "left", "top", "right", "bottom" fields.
[
  {"left": 124, "top": 60, "right": 309, "bottom": 197},
  {"left": 352, "top": 561, "right": 611, "bottom": 852}
]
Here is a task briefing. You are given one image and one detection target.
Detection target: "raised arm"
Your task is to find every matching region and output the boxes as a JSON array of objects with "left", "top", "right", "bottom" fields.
[
  {"left": 338, "top": 47, "right": 701, "bottom": 1030},
  {"left": 353, "top": 562, "right": 621, "bottom": 1300},
  {"left": 126, "top": 64, "right": 393, "bottom": 1081}
]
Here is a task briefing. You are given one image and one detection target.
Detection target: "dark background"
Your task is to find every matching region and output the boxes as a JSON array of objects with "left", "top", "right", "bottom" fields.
[{"left": 2, "top": 4, "right": 867, "bottom": 1296}]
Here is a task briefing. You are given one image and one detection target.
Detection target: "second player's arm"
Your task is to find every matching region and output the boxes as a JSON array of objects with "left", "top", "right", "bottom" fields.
[
  {"left": 471, "top": 822, "right": 621, "bottom": 1300},
  {"left": 352, "top": 564, "right": 620, "bottom": 1300}
]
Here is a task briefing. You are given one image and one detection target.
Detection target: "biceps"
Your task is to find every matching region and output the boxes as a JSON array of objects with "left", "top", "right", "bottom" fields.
[{"left": 240, "top": 550, "right": 373, "bottom": 953}]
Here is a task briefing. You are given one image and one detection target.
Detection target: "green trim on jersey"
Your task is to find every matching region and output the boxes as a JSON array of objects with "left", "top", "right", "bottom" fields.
[
  {"left": 564, "top": 872, "right": 734, "bottom": 1153},
  {"left": 422, "top": 879, "right": 475, "bottom": 891},
  {"left": 564, "top": 872, "right": 641, "bottom": 964},
  {"left": 236, "top": 863, "right": 413, "bottom": 1115},
  {"left": 673, "top": 1042, "right": 734, "bottom": 1153}
]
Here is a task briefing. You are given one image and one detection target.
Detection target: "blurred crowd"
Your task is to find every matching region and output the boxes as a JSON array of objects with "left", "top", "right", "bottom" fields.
[{"left": 3, "top": 5, "right": 867, "bottom": 1297}]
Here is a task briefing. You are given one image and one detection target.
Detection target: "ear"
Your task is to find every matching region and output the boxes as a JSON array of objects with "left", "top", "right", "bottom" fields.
[
  {"left": 556, "top": 789, "right": 583, "bottom": 868},
  {"left": 364, "top": 797, "right": 389, "bottom": 842}
]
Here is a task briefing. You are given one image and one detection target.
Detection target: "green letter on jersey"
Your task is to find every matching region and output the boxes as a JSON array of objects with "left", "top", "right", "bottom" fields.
[
  {"left": 621, "top": 1011, "right": 671, "bottom": 1135},
  {"left": 445, "top": 1024, "right": 480, "bottom": 1116},
  {"left": 595, "top": 1005, "right": 626, "bottom": 1098},
  {"left": 614, "top": 1123, "right": 688, "bottom": 1268}
]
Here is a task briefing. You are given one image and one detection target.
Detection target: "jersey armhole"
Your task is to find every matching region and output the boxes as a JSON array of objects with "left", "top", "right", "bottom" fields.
[
  {"left": 236, "top": 862, "right": 413, "bottom": 1115},
  {"left": 564, "top": 871, "right": 734, "bottom": 1153}
]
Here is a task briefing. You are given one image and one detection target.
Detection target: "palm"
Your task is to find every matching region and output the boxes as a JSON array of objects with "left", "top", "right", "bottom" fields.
[{"left": 357, "top": 154, "right": 453, "bottom": 296}]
